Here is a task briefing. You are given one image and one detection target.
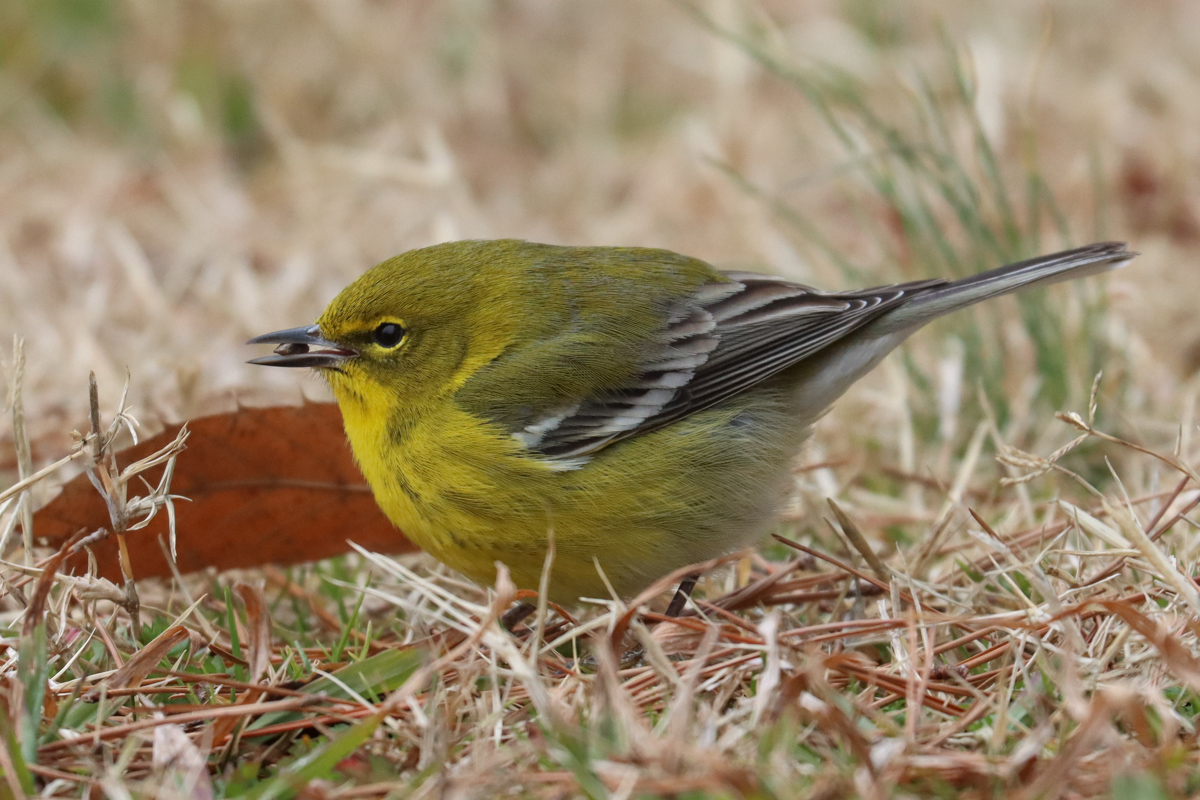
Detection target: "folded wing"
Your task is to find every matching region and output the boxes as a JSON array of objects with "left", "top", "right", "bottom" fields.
[{"left": 516, "top": 271, "right": 946, "bottom": 462}]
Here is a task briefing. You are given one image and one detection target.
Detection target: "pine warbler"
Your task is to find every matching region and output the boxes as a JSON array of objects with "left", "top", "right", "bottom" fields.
[{"left": 249, "top": 239, "right": 1133, "bottom": 603}]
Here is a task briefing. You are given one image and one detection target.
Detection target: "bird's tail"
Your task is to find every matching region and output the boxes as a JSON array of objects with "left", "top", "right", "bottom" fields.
[{"left": 878, "top": 241, "right": 1135, "bottom": 333}]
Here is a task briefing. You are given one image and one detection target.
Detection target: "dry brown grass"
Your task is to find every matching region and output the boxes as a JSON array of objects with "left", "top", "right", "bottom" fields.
[{"left": 3, "top": 1, "right": 1200, "bottom": 797}]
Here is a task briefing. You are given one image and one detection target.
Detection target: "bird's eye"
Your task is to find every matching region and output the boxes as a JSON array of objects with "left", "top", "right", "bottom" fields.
[{"left": 373, "top": 322, "right": 406, "bottom": 348}]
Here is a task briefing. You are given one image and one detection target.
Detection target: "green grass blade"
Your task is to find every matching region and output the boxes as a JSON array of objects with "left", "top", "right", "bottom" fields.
[
  {"left": 248, "top": 714, "right": 382, "bottom": 800},
  {"left": 249, "top": 647, "right": 423, "bottom": 731}
]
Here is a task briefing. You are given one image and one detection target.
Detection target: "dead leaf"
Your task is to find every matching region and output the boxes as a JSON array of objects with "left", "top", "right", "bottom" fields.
[
  {"left": 34, "top": 403, "right": 414, "bottom": 581},
  {"left": 213, "top": 584, "right": 274, "bottom": 745},
  {"left": 88, "top": 625, "right": 191, "bottom": 698},
  {"left": 235, "top": 583, "right": 272, "bottom": 684},
  {"left": 24, "top": 539, "right": 75, "bottom": 637}
]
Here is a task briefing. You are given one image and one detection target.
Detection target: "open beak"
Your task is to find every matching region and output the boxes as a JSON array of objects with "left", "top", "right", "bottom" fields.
[{"left": 246, "top": 325, "right": 358, "bottom": 369}]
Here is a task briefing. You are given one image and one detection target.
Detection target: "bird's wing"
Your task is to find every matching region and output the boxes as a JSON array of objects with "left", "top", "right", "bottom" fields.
[{"left": 516, "top": 271, "right": 946, "bottom": 461}]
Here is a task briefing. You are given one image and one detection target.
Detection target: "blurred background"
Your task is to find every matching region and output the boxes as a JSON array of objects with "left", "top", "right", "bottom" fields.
[{"left": 1, "top": 0, "right": 1196, "bottom": 484}]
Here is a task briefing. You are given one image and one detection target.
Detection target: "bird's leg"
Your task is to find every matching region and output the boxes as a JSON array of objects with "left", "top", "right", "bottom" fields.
[
  {"left": 501, "top": 601, "right": 537, "bottom": 631},
  {"left": 665, "top": 573, "right": 700, "bottom": 617}
]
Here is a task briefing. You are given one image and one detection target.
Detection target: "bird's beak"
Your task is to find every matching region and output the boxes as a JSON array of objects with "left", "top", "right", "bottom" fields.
[{"left": 246, "top": 325, "right": 358, "bottom": 368}]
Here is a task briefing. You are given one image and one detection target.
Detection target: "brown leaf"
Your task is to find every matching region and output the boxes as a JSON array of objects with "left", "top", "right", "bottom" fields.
[
  {"left": 214, "top": 584, "right": 272, "bottom": 744},
  {"left": 24, "top": 541, "right": 75, "bottom": 637},
  {"left": 89, "top": 625, "right": 191, "bottom": 698},
  {"left": 235, "top": 583, "right": 272, "bottom": 684},
  {"left": 34, "top": 403, "right": 414, "bottom": 581}
]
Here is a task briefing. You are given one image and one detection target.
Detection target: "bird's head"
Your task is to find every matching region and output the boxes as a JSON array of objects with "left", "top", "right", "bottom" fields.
[{"left": 248, "top": 240, "right": 527, "bottom": 414}]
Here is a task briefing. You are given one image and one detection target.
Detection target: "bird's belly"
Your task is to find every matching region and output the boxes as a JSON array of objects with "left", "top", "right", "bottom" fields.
[{"left": 349, "top": 392, "right": 809, "bottom": 602}]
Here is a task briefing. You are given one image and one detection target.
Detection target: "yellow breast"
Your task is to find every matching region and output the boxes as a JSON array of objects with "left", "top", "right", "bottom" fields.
[{"left": 335, "top": 384, "right": 568, "bottom": 588}]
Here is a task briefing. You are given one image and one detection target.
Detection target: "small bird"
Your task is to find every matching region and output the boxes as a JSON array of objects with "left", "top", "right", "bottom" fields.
[{"left": 249, "top": 239, "right": 1133, "bottom": 604}]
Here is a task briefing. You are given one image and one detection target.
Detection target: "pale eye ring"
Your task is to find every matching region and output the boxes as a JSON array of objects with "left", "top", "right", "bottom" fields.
[{"left": 373, "top": 322, "right": 406, "bottom": 348}]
